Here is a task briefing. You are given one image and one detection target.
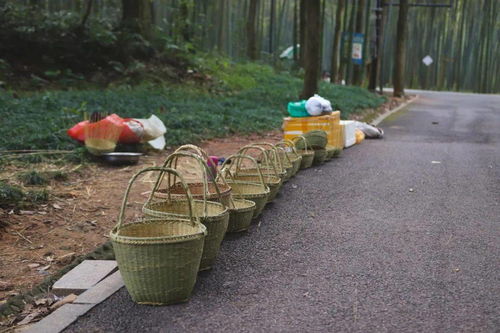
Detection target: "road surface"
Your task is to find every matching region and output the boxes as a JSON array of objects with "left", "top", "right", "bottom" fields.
[{"left": 66, "top": 91, "right": 500, "bottom": 332}]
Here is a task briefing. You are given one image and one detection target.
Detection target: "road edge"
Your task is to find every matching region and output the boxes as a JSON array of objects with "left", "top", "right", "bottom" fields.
[{"left": 371, "top": 95, "right": 419, "bottom": 126}]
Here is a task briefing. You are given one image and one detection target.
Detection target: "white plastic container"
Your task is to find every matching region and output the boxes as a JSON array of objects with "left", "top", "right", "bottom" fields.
[{"left": 340, "top": 120, "right": 356, "bottom": 148}]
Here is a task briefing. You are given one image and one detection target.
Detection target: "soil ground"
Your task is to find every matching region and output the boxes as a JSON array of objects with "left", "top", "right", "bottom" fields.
[{"left": 0, "top": 132, "right": 282, "bottom": 303}]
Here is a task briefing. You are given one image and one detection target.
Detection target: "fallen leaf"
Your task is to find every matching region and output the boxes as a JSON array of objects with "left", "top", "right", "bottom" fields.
[
  {"left": 28, "top": 263, "right": 40, "bottom": 269},
  {"left": 19, "top": 210, "right": 35, "bottom": 215},
  {"left": 17, "top": 312, "right": 39, "bottom": 326},
  {"left": 34, "top": 298, "right": 51, "bottom": 306},
  {"left": 37, "top": 265, "right": 51, "bottom": 272},
  {"left": 50, "top": 294, "right": 77, "bottom": 310},
  {"left": 52, "top": 204, "right": 62, "bottom": 210},
  {"left": 56, "top": 252, "right": 76, "bottom": 265}
]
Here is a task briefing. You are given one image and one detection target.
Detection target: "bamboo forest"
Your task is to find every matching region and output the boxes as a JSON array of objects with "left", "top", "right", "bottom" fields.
[{"left": 1, "top": 0, "right": 497, "bottom": 93}]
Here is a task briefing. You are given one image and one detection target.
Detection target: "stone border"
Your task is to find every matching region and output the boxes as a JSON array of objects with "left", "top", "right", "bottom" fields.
[
  {"left": 0, "top": 242, "right": 114, "bottom": 319},
  {"left": 20, "top": 271, "right": 124, "bottom": 333},
  {"left": 371, "top": 95, "right": 419, "bottom": 126}
]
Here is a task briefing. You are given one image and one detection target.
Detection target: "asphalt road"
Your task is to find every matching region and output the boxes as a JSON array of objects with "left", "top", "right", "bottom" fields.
[{"left": 67, "top": 91, "right": 500, "bottom": 332}]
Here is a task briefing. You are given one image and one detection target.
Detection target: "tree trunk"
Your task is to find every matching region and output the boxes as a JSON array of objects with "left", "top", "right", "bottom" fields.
[
  {"left": 318, "top": 0, "right": 326, "bottom": 78},
  {"left": 121, "top": 0, "right": 153, "bottom": 40},
  {"left": 269, "top": 0, "right": 275, "bottom": 54},
  {"left": 179, "top": 0, "right": 191, "bottom": 43},
  {"left": 300, "top": 0, "right": 321, "bottom": 99},
  {"left": 246, "top": 0, "right": 259, "bottom": 60},
  {"left": 293, "top": 0, "right": 299, "bottom": 63},
  {"left": 369, "top": 0, "right": 382, "bottom": 91},
  {"left": 393, "top": 0, "right": 409, "bottom": 97},
  {"left": 345, "top": 0, "right": 357, "bottom": 84},
  {"left": 299, "top": 0, "right": 306, "bottom": 66},
  {"left": 352, "top": 0, "right": 366, "bottom": 86},
  {"left": 331, "top": 0, "right": 345, "bottom": 83}
]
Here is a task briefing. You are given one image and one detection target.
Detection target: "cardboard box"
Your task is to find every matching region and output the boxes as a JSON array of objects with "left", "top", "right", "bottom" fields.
[{"left": 283, "top": 111, "right": 343, "bottom": 149}]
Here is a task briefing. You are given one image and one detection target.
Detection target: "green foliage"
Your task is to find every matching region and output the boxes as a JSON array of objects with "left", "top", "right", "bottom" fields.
[
  {"left": 0, "top": 60, "right": 385, "bottom": 151},
  {"left": 0, "top": 181, "right": 25, "bottom": 208},
  {"left": 0, "top": 3, "right": 158, "bottom": 88},
  {"left": 0, "top": 180, "right": 49, "bottom": 208},
  {"left": 25, "top": 189, "right": 49, "bottom": 204},
  {"left": 17, "top": 171, "right": 48, "bottom": 186}
]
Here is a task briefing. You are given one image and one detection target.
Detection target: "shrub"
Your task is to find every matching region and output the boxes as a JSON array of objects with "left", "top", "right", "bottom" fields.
[
  {"left": 17, "top": 171, "right": 48, "bottom": 186},
  {"left": 0, "top": 181, "right": 25, "bottom": 208}
]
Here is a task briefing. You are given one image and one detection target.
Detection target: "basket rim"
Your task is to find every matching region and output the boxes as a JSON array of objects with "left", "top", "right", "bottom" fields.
[
  {"left": 225, "top": 180, "right": 270, "bottom": 195},
  {"left": 143, "top": 199, "right": 229, "bottom": 219},
  {"left": 228, "top": 198, "right": 256, "bottom": 212},
  {"left": 110, "top": 219, "right": 207, "bottom": 244}
]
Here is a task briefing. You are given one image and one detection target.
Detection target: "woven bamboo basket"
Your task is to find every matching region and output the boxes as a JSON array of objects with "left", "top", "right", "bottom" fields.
[
  {"left": 153, "top": 145, "right": 232, "bottom": 206},
  {"left": 247, "top": 143, "right": 292, "bottom": 181},
  {"left": 229, "top": 174, "right": 282, "bottom": 202},
  {"left": 235, "top": 146, "right": 283, "bottom": 202},
  {"left": 276, "top": 140, "right": 302, "bottom": 177},
  {"left": 237, "top": 144, "right": 287, "bottom": 180},
  {"left": 111, "top": 167, "right": 206, "bottom": 305},
  {"left": 145, "top": 152, "right": 229, "bottom": 271},
  {"left": 293, "top": 136, "right": 314, "bottom": 169},
  {"left": 331, "top": 147, "right": 342, "bottom": 158},
  {"left": 313, "top": 148, "right": 327, "bottom": 165},
  {"left": 274, "top": 146, "right": 294, "bottom": 182},
  {"left": 226, "top": 198, "right": 256, "bottom": 233},
  {"left": 325, "top": 145, "right": 336, "bottom": 161},
  {"left": 221, "top": 154, "right": 270, "bottom": 218},
  {"left": 295, "top": 130, "right": 328, "bottom": 149}
]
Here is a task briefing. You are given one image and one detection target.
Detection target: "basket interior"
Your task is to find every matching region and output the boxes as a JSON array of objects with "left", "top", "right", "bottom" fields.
[
  {"left": 225, "top": 181, "right": 268, "bottom": 195},
  {"left": 231, "top": 174, "right": 280, "bottom": 185},
  {"left": 157, "top": 182, "right": 231, "bottom": 196},
  {"left": 116, "top": 219, "right": 202, "bottom": 238},
  {"left": 230, "top": 198, "right": 256, "bottom": 210},
  {"left": 146, "top": 199, "right": 226, "bottom": 217}
]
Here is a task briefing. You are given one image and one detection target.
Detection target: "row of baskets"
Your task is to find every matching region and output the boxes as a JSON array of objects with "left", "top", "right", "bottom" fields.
[{"left": 110, "top": 135, "right": 340, "bottom": 305}]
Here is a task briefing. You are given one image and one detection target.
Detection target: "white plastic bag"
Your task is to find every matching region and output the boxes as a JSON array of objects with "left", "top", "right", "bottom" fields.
[
  {"left": 353, "top": 121, "right": 384, "bottom": 138},
  {"left": 305, "top": 94, "right": 332, "bottom": 116},
  {"left": 133, "top": 115, "right": 167, "bottom": 142}
]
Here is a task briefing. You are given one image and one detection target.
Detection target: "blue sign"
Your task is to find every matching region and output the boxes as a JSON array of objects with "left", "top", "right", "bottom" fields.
[{"left": 351, "top": 33, "right": 364, "bottom": 65}]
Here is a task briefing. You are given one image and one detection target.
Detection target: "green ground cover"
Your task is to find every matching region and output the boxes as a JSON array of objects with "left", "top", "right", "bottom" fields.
[{"left": 0, "top": 61, "right": 385, "bottom": 151}]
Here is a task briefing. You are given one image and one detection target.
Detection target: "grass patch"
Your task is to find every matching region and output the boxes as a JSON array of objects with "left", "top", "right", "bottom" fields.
[
  {"left": 25, "top": 189, "right": 49, "bottom": 204},
  {"left": 0, "top": 60, "right": 386, "bottom": 151},
  {"left": 17, "top": 170, "right": 49, "bottom": 186},
  {"left": 0, "top": 181, "right": 25, "bottom": 208},
  {"left": 0, "top": 181, "right": 49, "bottom": 209}
]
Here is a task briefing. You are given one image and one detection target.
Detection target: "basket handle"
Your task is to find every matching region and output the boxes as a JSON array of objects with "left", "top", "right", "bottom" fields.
[
  {"left": 277, "top": 139, "right": 300, "bottom": 159},
  {"left": 250, "top": 142, "right": 286, "bottom": 169},
  {"left": 238, "top": 144, "right": 280, "bottom": 178},
  {"left": 292, "top": 135, "right": 310, "bottom": 153},
  {"left": 221, "top": 154, "right": 268, "bottom": 191},
  {"left": 274, "top": 145, "right": 292, "bottom": 166},
  {"left": 155, "top": 152, "right": 224, "bottom": 217},
  {"left": 174, "top": 144, "right": 231, "bottom": 199},
  {"left": 117, "top": 167, "right": 197, "bottom": 230},
  {"left": 246, "top": 144, "right": 283, "bottom": 174}
]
